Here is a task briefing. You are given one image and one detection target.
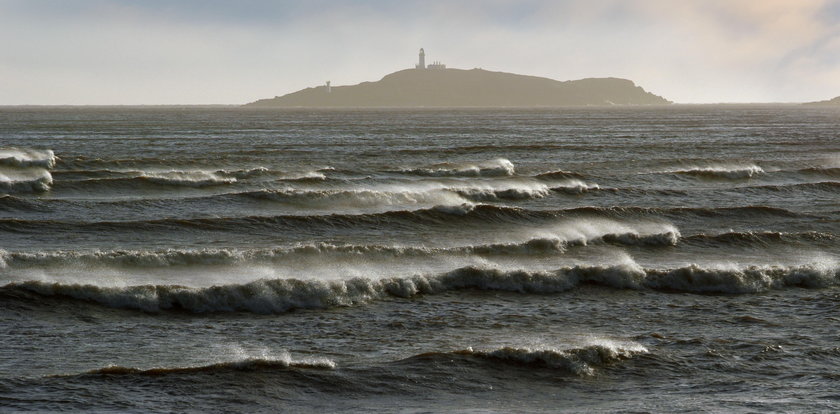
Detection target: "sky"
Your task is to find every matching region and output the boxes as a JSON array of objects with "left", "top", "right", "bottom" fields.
[{"left": 1, "top": 0, "right": 839, "bottom": 105}]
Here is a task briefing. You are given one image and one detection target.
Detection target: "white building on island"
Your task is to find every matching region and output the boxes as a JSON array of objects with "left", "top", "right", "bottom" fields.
[{"left": 415, "top": 48, "right": 445, "bottom": 70}]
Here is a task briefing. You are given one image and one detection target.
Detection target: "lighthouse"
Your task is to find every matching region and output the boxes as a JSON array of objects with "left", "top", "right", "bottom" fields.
[{"left": 416, "top": 48, "right": 425, "bottom": 69}]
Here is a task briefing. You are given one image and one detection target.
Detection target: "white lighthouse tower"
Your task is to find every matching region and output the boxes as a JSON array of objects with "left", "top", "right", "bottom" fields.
[{"left": 416, "top": 48, "right": 426, "bottom": 69}]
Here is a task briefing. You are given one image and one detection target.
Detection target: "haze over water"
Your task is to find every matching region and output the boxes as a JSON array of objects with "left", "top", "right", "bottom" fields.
[{"left": 1, "top": 105, "right": 839, "bottom": 412}]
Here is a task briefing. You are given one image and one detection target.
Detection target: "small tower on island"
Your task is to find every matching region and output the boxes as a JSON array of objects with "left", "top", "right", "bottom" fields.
[
  {"left": 326, "top": 81, "right": 331, "bottom": 93},
  {"left": 416, "top": 48, "right": 426, "bottom": 69}
]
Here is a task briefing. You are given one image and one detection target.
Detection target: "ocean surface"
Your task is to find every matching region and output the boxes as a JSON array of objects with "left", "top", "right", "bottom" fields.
[{"left": 0, "top": 105, "right": 838, "bottom": 413}]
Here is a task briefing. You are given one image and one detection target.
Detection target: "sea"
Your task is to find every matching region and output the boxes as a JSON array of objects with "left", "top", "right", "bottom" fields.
[{"left": 0, "top": 105, "right": 838, "bottom": 413}]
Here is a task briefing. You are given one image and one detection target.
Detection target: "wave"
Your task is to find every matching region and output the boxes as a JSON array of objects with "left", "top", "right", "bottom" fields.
[
  {"left": 534, "top": 170, "right": 585, "bottom": 180},
  {"left": 4, "top": 262, "right": 836, "bottom": 313},
  {"left": 52, "top": 171, "right": 237, "bottom": 190},
  {"left": 412, "top": 342, "right": 647, "bottom": 376},
  {"left": 75, "top": 356, "right": 335, "bottom": 377},
  {"left": 793, "top": 166, "right": 840, "bottom": 177},
  {"left": 0, "top": 195, "right": 50, "bottom": 212},
  {"left": 0, "top": 207, "right": 684, "bottom": 246},
  {"left": 242, "top": 178, "right": 591, "bottom": 205},
  {"left": 0, "top": 148, "right": 56, "bottom": 169},
  {"left": 668, "top": 164, "right": 764, "bottom": 179},
  {"left": 565, "top": 205, "right": 808, "bottom": 219},
  {"left": 737, "top": 181, "right": 840, "bottom": 193},
  {"left": 0, "top": 227, "right": 679, "bottom": 269},
  {"left": 213, "top": 167, "right": 327, "bottom": 182},
  {"left": 52, "top": 163, "right": 328, "bottom": 184},
  {"left": 59, "top": 169, "right": 330, "bottom": 190},
  {"left": 398, "top": 158, "right": 515, "bottom": 177},
  {"left": 141, "top": 170, "right": 237, "bottom": 187},
  {"left": 453, "top": 179, "right": 597, "bottom": 200},
  {"left": 0, "top": 167, "right": 53, "bottom": 193},
  {"left": 684, "top": 231, "right": 835, "bottom": 246},
  {"left": 0, "top": 204, "right": 529, "bottom": 233},
  {"left": 0, "top": 148, "right": 55, "bottom": 193},
  {"left": 0, "top": 203, "right": 804, "bottom": 234},
  {"left": 242, "top": 188, "right": 471, "bottom": 208},
  {"left": 549, "top": 180, "right": 600, "bottom": 194}
]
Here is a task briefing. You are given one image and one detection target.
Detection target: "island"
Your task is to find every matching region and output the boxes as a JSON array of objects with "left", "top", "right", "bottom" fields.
[
  {"left": 804, "top": 96, "right": 840, "bottom": 106},
  {"left": 246, "top": 49, "right": 671, "bottom": 107}
]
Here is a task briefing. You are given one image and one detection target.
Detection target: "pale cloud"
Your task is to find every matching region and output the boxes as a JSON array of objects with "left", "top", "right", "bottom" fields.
[{"left": 1, "top": 0, "right": 838, "bottom": 104}]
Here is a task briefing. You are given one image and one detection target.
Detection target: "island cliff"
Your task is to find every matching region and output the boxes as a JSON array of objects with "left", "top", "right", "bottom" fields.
[{"left": 246, "top": 68, "right": 671, "bottom": 107}]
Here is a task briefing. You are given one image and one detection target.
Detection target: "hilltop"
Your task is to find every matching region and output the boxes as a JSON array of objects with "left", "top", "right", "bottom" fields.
[
  {"left": 245, "top": 68, "right": 671, "bottom": 107},
  {"left": 804, "top": 96, "right": 840, "bottom": 106}
]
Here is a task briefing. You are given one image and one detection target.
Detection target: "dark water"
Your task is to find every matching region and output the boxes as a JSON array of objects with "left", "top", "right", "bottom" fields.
[{"left": 1, "top": 106, "right": 838, "bottom": 413}]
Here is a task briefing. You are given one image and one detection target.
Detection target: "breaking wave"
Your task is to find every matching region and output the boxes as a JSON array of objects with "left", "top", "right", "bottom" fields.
[
  {"left": 398, "top": 158, "right": 515, "bottom": 177},
  {"left": 412, "top": 341, "right": 647, "bottom": 376},
  {"left": 668, "top": 164, "right": 764, "bottom": 179},
  {"left": 0, "top": 167, "right": 53, "bottom": 193},
  {"left": 0, "top": 148, "right": 56, "bottom": 169},
  {"left": 76, "top": 355, "right": 335, "bottom": 377},
  {"left": 0, "top": 226, "right": 678, "bottom": 269},
  {"left": 0, "top": 148, "right": 56, "bottom": 193},
  {"left": 52, "top": 166, "right": 327, "bottom": 183},
  {"left": 243, "top": 188, "right": 471, "bottom": 208},
  {"left": 0, "top": 207, "right": 684, "bottom": 248},
  {"left": 0, "top": 203, "right": 805, "bottom": 234},
  {"left": 534, "top": 170, "right": 585, "bottom": 180},
  {"left": 4, "top": 262, "right": 836, "bottom": 314},
  {"left": 140, "top": 170, "right": 237, "bottom": 187}
]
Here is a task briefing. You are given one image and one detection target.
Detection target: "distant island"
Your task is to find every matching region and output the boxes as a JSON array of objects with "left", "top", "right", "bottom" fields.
[
  {"left": 246, "top": 48, "right": 671, "bottom": 107},
  {"left": 804, "top": 96, "right": 840, "bottom": 106}
]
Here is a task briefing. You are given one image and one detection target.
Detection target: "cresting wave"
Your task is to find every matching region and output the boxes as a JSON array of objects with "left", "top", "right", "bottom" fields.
[
  {"left": 200, "top": 177, "right": 595, "bottom": 206},
  {"left": 414, "top": 342, "right": 648, "bottom": 376},
  {"left": 67, "top": 343, "right": 643, "bottom": 378},
  {"left": 0, "top": 167, "right": 53, "bottom": 193},
  {"left": 795, "top": 166, "right": 840, "bottom": 177},
  {"left": 0, "top": 203, "right": 806, "bottom": 233},
  {"left": 52, "top": 167, "right": 327, "bottom": 183},
  {"left": 73, "top": 355, "right": 336, "bottom": 377},
  {"left": 534, "top": 170, "right": 585, "bottom": 180},
  {"left": 683, "top": 230, "right": 836, "bottom": 246},
  {"left": 738, "top": 181, "right": 840, "bottom": 193},
  {"left": 667, "top": 164, "right": 764, "bottom": 179},
  {"left": 0, "top": 226, "right": 678, "bottom": 268},
  {"left": 0, "top": 148, "right": 56, "bottom": 193},
  {"left": 398, "top": 158, "right": 516, "bottom": 177},
  {"left": 1, "top": 230, "right": 829, "bottom": 272},
  {"left": 4, "top": 262, "right": 837, "bottom": 314},
  {"left": 0, "top": 148, "right": 56, "bottom": 169},
  {"left": 244, "top": 188, "right": 471, "bottom": 208}
]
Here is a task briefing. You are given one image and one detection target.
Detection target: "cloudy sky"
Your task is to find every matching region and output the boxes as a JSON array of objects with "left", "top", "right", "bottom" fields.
[{"left": 2, "top": 0, "right": 839, "bottom": 104}]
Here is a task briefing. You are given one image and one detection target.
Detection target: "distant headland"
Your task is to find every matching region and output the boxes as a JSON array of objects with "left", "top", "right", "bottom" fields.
[
  {"left": 246, "top": 48, "right": 671, "bottom": 107},
  {"left": 804, "top": 96, "right": 840, "bottom": 106}
]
